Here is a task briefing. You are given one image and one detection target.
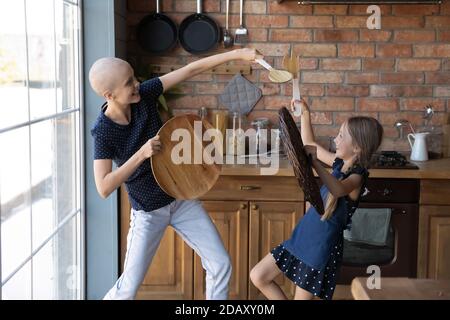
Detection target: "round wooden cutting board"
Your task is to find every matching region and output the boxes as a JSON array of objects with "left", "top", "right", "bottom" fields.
[{"left": 151, "top": 114, "right": 222, "bottom": 200}]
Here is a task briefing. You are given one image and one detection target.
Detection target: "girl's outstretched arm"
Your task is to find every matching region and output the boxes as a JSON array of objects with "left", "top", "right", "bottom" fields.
[
  {"left": 291, "top": 98, "right": 335, "bottom": 167},
  {"left": 305, "top": 145, "right": 362, "bottom": 198}
]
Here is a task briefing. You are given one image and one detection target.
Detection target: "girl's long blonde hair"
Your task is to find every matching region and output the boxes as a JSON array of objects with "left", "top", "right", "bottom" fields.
[{"left": 321, "top": 117, "right": 383, "bottom": 221}]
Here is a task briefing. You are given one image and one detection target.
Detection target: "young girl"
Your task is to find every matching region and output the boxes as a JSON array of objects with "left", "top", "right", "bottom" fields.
[{"left": 250, "top": 98, "right": 383, "bottom": 300}]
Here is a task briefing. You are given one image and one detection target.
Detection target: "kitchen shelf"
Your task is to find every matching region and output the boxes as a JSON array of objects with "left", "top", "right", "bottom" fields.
[{"left": 148, "top": 64, "right": 251, "bottom": 75}]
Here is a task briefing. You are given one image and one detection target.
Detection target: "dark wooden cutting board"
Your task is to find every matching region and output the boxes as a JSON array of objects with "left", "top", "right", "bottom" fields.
[{"left": 279, "top": 107, "right": 324, "bottom": 215}]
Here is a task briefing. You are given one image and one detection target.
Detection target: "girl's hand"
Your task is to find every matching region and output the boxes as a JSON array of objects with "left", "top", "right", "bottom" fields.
[
  {"left": 140, "top": 135, "right": 161, "bottom": 159},
  {"left": 304, "top": 144, "right": 317, "bottom": 161},
  {"left": 235, "top": 48, "right": 264, "bottom": 62},
  {"left": 290, "top": 97, "right": 310, "bottom": 116}
]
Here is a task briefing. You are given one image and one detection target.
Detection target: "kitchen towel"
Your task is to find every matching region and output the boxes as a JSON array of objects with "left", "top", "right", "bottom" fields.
[
  {"left": 344, "top": 208, "right": 392, "bottom": 246},
  {"left": 219, "top": 73, "right": 262, "bottom": 115}
]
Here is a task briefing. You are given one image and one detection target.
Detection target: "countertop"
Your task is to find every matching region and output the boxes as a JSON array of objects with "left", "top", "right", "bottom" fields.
[
  {"left": 351, "top": 277, "right": 450, "bottom": 300},
  {"left": 219, "top": 157, "right": 450, "bottom": 179}
]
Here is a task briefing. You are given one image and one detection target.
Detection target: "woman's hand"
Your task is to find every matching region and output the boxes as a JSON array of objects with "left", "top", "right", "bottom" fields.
[
  {"left": 290, "top": 97, "right": 310, "bottom": 116},
  {"left": 304, "top": 144, "right": 317, "bottom": 162},
  {"left": 140, "top": 135, "right": 161, "bottom": 159},
  {"left": 235, "top": 48, "right": 264, "bottom": 62}
]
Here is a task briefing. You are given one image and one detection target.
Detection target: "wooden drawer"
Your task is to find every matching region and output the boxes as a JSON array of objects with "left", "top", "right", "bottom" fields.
[
  {"left": 420, "top": 180, "right": 450, "bottom": 205},
  {"left": 201, "top": 176, "right": 304, "bottom": 201}
]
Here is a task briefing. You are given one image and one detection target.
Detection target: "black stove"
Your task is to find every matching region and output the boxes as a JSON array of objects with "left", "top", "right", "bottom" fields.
[{"left": 371, "top": 151, "right": 419, "bottom": 169}]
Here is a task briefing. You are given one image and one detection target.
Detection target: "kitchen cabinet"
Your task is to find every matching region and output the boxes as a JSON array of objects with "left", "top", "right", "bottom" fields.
[
  {"left": 418, "top": 206, "right": 450, "bottom": 280},
  {"left": 119, "top": 169, "right": 450, "bottom": 299},
  {"left": 418, "top": 180, "right": 450, "bottom": 280},
  {"left": 248, "top": 201, "right": 303, "bottom": 299},
  {"left": 193, "top": 201, "right": 249, "bottom": 300},
  {"left": 193, "top": 200, "right": 303, "bottom": 300},
  {"left": 198, "top": 176, "right": 304, "bottom": 300},
  {"left": 120, "top": 176, "right": 304, "bottom": 299}
]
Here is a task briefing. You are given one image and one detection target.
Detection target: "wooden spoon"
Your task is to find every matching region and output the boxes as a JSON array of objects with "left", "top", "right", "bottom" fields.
[
  {"left": 282, "top": 54, "right": 290, "bottom": 73},
  {"left": 256, "top": 58, "right": 292, "bottom": 83},
  {"left": 290, "top": 52, "right": 299, "bottom": 78},
  {"left": 282, "top": 51, "right": 299, "bottom": 76},
  {"left": 282, "top": 52, "right": 302, "bottom": 116}
]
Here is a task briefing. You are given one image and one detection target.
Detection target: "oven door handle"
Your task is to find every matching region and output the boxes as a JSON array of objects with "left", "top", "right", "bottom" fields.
[{"left": 361, "top": 187, "right": 394, "bottom": 198}]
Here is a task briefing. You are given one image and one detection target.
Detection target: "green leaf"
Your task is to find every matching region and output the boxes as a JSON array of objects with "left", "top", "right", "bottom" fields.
[{"left": 157, "top": 94, "right": 173, "bottom": 118}]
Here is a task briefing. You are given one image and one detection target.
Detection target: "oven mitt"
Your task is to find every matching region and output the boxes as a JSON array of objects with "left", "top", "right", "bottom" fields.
[{"left": 219, "top": 73, "right": 262, "bottom": 115}]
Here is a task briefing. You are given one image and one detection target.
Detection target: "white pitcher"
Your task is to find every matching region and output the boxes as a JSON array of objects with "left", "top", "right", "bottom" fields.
[{"left": 407, "top": 132, "right": 429, "bottom": 161}]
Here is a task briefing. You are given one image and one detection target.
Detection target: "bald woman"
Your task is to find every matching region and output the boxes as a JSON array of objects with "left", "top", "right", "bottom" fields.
[{"left": 88, "top": 49, "right": 262, "bottom": 300}]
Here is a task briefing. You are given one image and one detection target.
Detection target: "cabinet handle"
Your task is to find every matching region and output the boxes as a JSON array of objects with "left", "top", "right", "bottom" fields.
[
  {"left": 240, "top": 185, "right": 261, "bottom": 191},
  {"left": 252, "top": 204, "right": 258, "bottom": 210},
  {"left": 240, "top": 203, "right": 247, "bottom": 210}
]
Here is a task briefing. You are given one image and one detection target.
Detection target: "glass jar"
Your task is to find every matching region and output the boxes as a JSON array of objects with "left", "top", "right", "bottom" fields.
[
  {"left": 227, "top": 112, "right": 245, "bottom": 156},
  {"left": 213, "top": 110, "right": 228, "bottom": 155},
  {"left": 271, "top": 128, "right": 281, "bottom": 154},
  {"left": 251, "top": 117, "right": 270, "bottom": 155},
  {"left": 198, "top": 107, "right": 207, "bottom": 120}
]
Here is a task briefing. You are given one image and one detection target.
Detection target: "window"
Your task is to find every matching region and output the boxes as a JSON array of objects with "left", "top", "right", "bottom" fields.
[{"left": 0, "top": 0, "right": 83, "bottom": 299}]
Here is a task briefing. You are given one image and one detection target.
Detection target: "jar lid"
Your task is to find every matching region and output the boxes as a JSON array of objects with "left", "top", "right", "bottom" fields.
[
  {"left": 251, "top": 117, "right": 269, "bottom": 127},
  {"left": 198, "top": 107, "right": 208, "bottom": 118}
]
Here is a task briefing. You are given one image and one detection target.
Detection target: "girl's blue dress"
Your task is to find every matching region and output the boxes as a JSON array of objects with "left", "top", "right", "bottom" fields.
[{"left": 271, "top": 157, "right": 368, "bottom": 300}]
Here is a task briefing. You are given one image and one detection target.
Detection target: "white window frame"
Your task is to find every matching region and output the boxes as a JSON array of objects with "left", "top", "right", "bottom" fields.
[{"left": 0, "top": 0, "right": 85, "bottom": 300}]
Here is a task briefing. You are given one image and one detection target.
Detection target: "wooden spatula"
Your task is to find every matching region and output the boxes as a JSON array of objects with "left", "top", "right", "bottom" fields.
[
  {"left": 282, "top": 52, "right": 301, "bottom": 116},
  {"left": 282, "top": 54, "right": 290, "bottom": 73},
  {"left": 256, "top": 58, "right": 292, "bottom": 83}
]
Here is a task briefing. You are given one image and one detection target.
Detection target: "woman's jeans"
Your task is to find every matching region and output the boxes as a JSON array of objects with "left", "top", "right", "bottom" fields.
[{"left": 103, "top": 200, "right": 231, "bottom": 300}]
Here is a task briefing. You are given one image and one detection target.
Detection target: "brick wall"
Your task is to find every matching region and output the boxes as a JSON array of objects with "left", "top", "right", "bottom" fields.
[{"left": 126, "top": 0, "right": 450, "bottom": 153}]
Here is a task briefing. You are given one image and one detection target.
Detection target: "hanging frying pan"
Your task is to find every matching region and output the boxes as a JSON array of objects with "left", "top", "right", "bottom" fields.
[
  {"left": 178, "top": 0, "right": 220, "bottom": 55},
  {"left": 136, "top": 0, "right": 178, "bottom": 54}
]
